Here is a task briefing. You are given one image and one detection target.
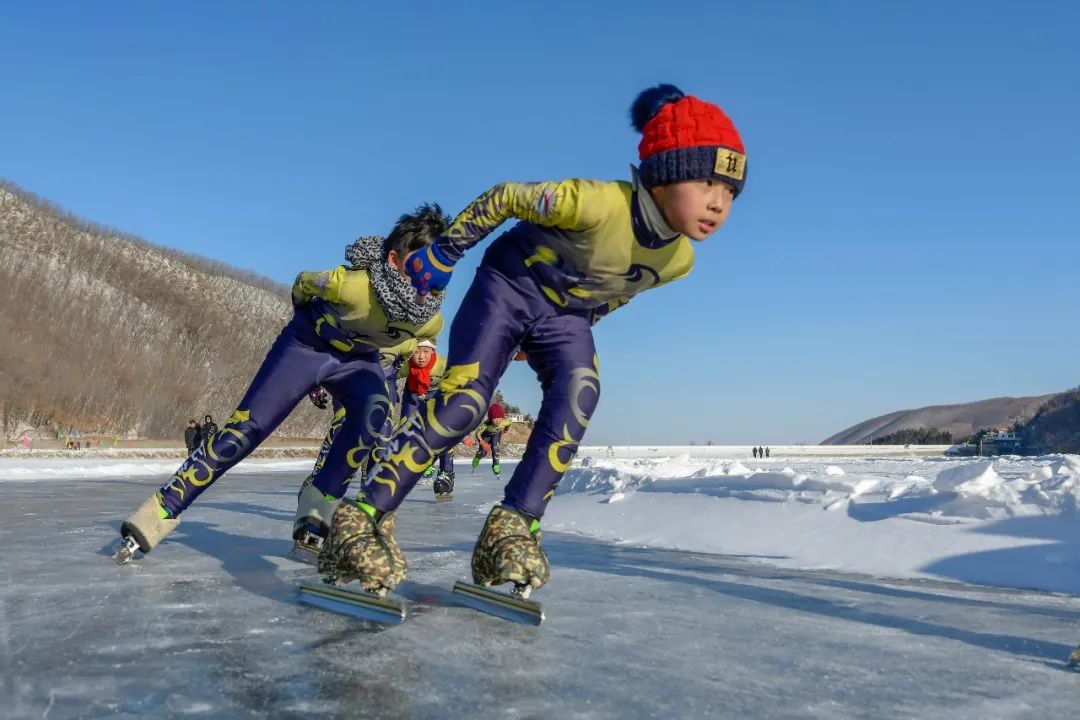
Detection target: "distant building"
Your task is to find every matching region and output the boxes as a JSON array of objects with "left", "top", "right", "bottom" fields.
[{"left": 978, "top": 430, "right": 1021, "bottom": 456}]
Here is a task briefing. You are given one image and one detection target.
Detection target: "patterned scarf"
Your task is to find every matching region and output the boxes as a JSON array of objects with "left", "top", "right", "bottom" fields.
[{"left": 344, "top": 236, "right": 443, "bottom": 326}]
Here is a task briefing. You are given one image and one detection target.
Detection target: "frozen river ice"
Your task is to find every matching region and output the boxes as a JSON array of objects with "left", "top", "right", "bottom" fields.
[{"left": 3, "top": 460, "right": 1080, "bottom": 718}]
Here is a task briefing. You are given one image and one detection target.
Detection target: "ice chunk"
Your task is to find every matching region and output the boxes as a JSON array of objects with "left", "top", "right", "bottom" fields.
[
  {"left": 725, "top": 461, "right": 751, "bottom": 476},
  {"left": 934, "top": 461, "right": 997, "bottom": 492}
]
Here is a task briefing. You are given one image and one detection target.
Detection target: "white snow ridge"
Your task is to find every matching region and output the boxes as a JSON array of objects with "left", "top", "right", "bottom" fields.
[{"left": 551, "top": 448, "right": 1080, "bottom": 594}]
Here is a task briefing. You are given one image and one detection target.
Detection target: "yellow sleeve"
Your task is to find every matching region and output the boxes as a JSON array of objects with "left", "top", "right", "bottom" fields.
[
  {"left": 415, "top": 313, "right": 443, "bottom": 341},
  {"left": 381, "top": 338, "right": 416, "bottom": 372},
  {"left": 432, "top": 355, "right": 447, "bottom": 380},
  {"left": 439, "top": 180, "right": 607, "bottom": 262},
  {"left": 589, "top": 296, "right": 632, "bottom": 325},
  {"left": 291, "top": 266, "right": 348, "bottom": 305}
]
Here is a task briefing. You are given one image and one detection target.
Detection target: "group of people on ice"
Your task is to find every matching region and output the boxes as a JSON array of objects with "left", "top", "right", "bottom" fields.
[
  {"left": 112, "top": 83, "right": 748, "bottom": 603},
  {"left": 183, "top": 415, "right": 219, "bottom": 453}
]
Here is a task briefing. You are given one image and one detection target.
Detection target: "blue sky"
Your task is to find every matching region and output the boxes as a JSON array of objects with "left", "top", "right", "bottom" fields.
[{"left": 3, "top": 1, "right": 1078, "bottom": 444}]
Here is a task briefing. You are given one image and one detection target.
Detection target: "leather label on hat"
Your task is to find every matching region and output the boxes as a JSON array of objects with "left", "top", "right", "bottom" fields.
[{"left": 714, "top": 149, "right": 746, "bottom": 181}]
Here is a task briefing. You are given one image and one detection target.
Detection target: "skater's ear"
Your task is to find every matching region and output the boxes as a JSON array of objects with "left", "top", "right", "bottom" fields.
[{"left": 386, "top": 249, "right": 408, "bottom": 276}]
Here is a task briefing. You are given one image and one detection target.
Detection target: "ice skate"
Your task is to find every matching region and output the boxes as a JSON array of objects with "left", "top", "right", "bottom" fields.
[
  {"left": 417, "top": 464, "right": 437, "bottom": 486},
  {"left": 113, "top": 494, "right": 180, "bottom": 565},
  {"left": 471, "top": 504, "right": 549, "bottom": 592},
  {"left": 291, "top": 480, "right": 339, "bottom": 559},
  {"left": 317, "top": 501, "right": 406, "bottom": 595},
  {"left": 1069, "top": 646, "right": 1080, "bottom": 669},
  {"left": 433, "top": 470, "right": 455, "bottom": 502},
  {"left": 451, "top": 505, "right": 548, "bottom": 624}
]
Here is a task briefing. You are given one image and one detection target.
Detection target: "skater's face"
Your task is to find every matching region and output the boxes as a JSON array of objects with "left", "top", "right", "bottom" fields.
[
  {"left": 650, "top": 179, "right": 735, "bottom": 241},
  {"left": 412, "top": 346, "right": 434, "bottom": 367}
]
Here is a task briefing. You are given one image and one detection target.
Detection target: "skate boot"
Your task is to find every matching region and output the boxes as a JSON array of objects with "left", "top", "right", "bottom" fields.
[
  {"left": 1069, "top": 646, "right": 1080, "bottom": 669},
  {"left": 296, "top": 473, "right": 314, "bottom": 500},
  {"left": 492, "top": 462, "right": 501, "bottom": 476},
  {"left": 113, "top": 494, "right": 180, "bottom": 565},
  {"left": 317, "top": 501, "right": 406, "bottom": 596},
  {"left": 471, "top": 504, "right": 550, "bottom": 596},
  {"left": 471, "top": 452, "right": 483, "bottom": 471},
  {"left": 433, "top": 470, "right": 455, "bottom": 501},
  {"left": 417, "top": 464, "right": 437, "bottom": 486},
  {"left": 292, "top": 480, "right": 339, "bottom": 558}
]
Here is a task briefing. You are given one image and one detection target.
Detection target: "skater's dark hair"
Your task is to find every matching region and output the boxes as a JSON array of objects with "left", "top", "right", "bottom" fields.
[{"left": 383, "top": 203, "right": 451, "bottom": 259}]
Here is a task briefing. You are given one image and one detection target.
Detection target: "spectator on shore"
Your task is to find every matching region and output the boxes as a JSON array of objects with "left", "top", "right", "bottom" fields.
[
  {"left": 752, "top": 446, "right": 758, "bottom": 459},
  {"left": 184, "top": 420, "right": 201, "bottom": 452},
  {"left": 202, "top": 414, "right": 218, "bottom": 440},
  {"left": 765, "top": 446, "right": 771, "bottom": 458}
]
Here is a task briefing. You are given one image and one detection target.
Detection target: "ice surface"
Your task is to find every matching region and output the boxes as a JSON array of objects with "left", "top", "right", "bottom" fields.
[{"left": 2, "top": 453, "right": 1080, "bottom": 718}]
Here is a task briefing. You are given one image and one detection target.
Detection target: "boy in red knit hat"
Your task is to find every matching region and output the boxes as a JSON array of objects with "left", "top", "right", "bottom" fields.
[
  {"left": 318, "top": 84, "right": 745, "bottom": 599},
  {"left": 470, "top": 402, "right": 514, "bottom": 477}
]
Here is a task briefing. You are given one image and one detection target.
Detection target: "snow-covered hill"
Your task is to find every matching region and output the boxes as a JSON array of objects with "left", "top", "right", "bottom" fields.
[
  {"left": 0, "top": 181, "right": 325, "bottom": 439},
  {"left": 822, "top": 394, "right": 1056, "bottom": 445}
]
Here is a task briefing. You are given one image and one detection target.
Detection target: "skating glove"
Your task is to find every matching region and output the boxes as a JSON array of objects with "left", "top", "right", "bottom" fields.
[{"left": 405, "top": 243, "right": 455, "bottom": 296}]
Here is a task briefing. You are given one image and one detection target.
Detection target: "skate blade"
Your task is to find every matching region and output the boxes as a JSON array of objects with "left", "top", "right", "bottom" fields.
[
  {"left": 288, "top": 542, "right": 320, "bottom": 565},
  {"left": 452, "top": 580, "right": 544, "bottom": 626},
  {"left": 298, "top": 580, "right": 405, "bottom": 624},
  {"left": 434, "top": 494, "right": 454, "bottom": 503},
  {"left": 112, "top": 536, "right": 140, "bottom": 566},
  {"left": 112, "top": 548, "right": 134, "bottom": 566}
]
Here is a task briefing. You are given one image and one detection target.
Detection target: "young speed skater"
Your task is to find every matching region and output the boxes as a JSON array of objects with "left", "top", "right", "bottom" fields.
[
  {"left": 292, "top": 336, "right": 429, "bottom": 555},
  {"left": 297, "top": 336, "right": 449, "bottom": 558},
  {"left": 396, "top": 339, "right": 457, "bottom": 498},
  {"left": 470, "top": 402, "right": 513, "bottom": 476},
  {"left": 316, "top": 83, "right": 746, "bottom": 599},
  {"left": 397, "top": 339, "right": 445, "bottom": 423},
  {"left": 112, "top": 204, "right": 450, "bottom": 564}
]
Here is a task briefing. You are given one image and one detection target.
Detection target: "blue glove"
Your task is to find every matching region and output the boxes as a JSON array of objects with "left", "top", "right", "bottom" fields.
[{"left": 405, "top": 243, "right": 455, "bottom": 296}]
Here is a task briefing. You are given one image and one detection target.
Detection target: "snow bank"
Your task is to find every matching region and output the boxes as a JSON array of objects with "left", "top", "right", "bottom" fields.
[
  {"left": 0, "top": 457, "right": 313, "bottom": 481},
  {"left": 548, "top": 453, "right": 1080, "bottom": 593}
]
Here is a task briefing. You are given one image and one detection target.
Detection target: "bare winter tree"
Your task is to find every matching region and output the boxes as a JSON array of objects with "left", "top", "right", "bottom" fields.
[{"left": 0, "top": 180, "right": 326, "bottom": 439}]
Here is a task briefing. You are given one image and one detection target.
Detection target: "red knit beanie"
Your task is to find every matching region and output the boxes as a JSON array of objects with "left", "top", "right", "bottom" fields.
[
  {"left": 488, "top": 403, "right": 505, "bottom": 421},
  {"left": 632, "top": 84, "right": 746, "bottom": 196}
]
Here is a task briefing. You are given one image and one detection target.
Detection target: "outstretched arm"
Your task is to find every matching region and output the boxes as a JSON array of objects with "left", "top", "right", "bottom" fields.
[
  {"left": 406, "top": 180, "right": 605, "bottom": 295},
  {"left": 438, "top": 179, "right": 598, "bottom": 262},
  {"left": 291, "top": 267, "right": 347, "bottom": 306}
]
